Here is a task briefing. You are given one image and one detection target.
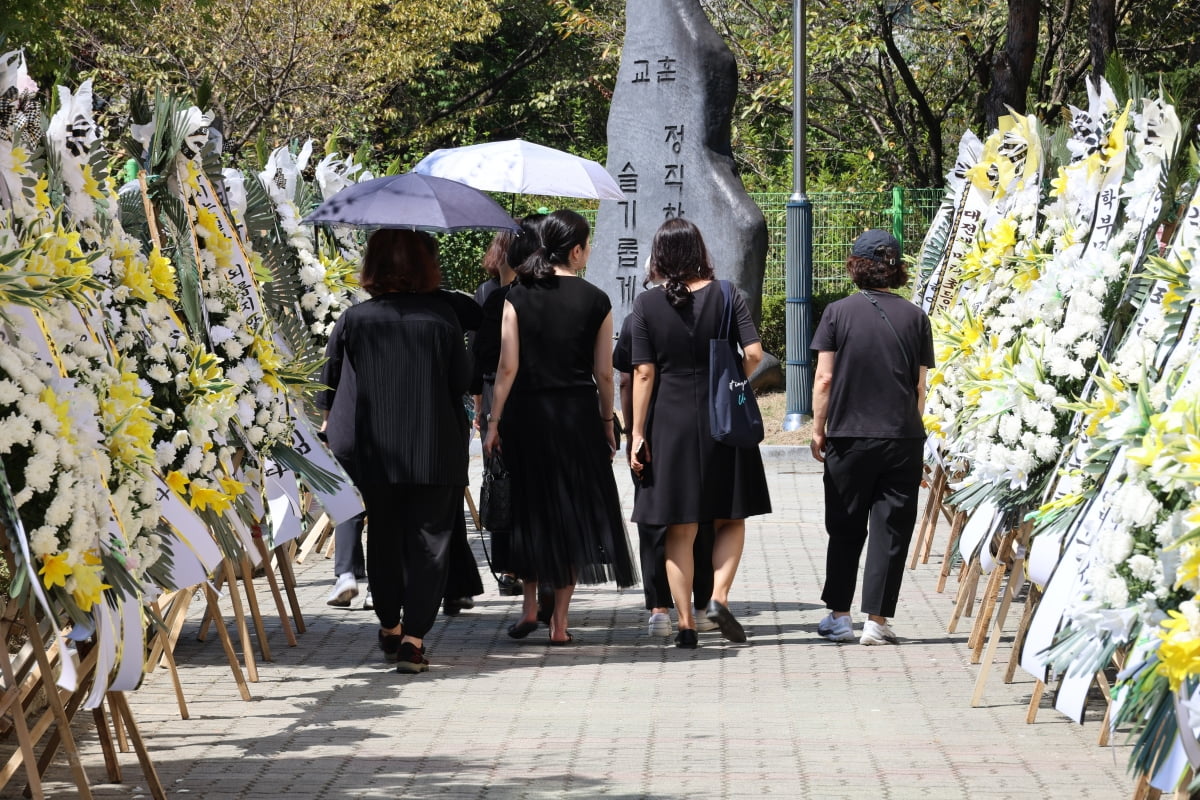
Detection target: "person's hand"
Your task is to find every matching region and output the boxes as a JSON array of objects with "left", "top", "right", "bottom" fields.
[
  {"left": 630, "top": 437, "right": 649, "bottom": 476},
  {"left": 484, "top": 424, "right": 500, "bottom": 458},
  {"left": 810, "top": 431, "right": 826, "bottom": 463}
]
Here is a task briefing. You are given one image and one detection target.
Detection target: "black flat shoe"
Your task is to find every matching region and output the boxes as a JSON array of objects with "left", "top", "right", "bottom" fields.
[
  {"left": 378, "top": 630, "right": 403, "bottom": 663},
  {"left": 497, "top": 574, "right": 524, "bottom": 596},
  {"left": 507, "top": 620, "right": 539, "bottom": 639},
  {"left": 443, "top": 596, "right": 476, "bottom": 616},
  {"left": 705, "top": 600, "right": 747, "bottom": 643},
  {"left": 675, "top": 629, "right": 698, "bottom": 649},
  {"left": 548, "top": 631, "right": 575, "bottom": 646}
]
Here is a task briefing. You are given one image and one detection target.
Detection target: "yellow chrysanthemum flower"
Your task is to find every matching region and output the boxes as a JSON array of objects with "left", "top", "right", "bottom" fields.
[
  {"left": 39, "top": 386, "right": 75, "bottom": 443},
  {"left": 32, "top": 176, "right": 50, "bottom": 211},
  {"left": 148, "top": 248, "right": 178, "bottom": 301},
  {"left": 1155, "top": 609, "right": 1200, "bottom": 691},
  {"left": 81, "top": 163, "right": 104, "bottom": 200},
  {"left": 120, "top": 257, "right": 156, "bottom": 303}
]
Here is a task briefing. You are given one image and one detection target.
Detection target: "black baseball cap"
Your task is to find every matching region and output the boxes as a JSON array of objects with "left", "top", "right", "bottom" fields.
[{"left": 851, "top": 229, "right": 901, "bottom": 262}]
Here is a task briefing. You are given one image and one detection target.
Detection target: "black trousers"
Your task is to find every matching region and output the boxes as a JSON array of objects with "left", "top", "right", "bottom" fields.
[
  {"left": 821, "top": 437, "right": 923, "bottom": 618},
  {"left": 443, "top": 501, "right": 484, "bottom": 600},
  {"left": 333, "top": 512, "right": 366, "bottom": 578},
  {"left": 361, "top": 483, "right": 458, "bottom": 638},
  {"left": 479, "top": 378, "right": 514, "bottom": 573},
  {"left": 637, "top": 522, "right": 715, "bottom": 610}
]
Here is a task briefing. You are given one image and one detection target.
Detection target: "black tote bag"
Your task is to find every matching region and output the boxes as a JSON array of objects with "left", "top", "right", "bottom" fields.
[
  {"left": 480, "top": 454, "right": 512, "bottom": 532},
  {"left": 708, "top": 280, "right": 764, "bottom": 447}
]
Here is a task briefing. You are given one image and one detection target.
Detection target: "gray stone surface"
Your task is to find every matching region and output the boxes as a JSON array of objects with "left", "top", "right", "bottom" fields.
[
  {"left": 35, "top": 452, "right": 1134, "bottom": 799},
  {"left": 750, "top": 351, "right": 784, "bottom": 393},
  {"left": 589, "top": 0, "right": 768, "bottom": 329}
]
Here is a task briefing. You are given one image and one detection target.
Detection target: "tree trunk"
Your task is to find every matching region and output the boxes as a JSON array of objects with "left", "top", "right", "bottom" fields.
[
  {"left": 984, "top": 0, "right": 1041, "bottom": 129},
  {"left": 1089, "top": 0, "right": 1117, "bottom": 80}
]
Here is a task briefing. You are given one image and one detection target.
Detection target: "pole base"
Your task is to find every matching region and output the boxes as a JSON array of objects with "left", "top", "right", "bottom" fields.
[{"left": 782, "top": 413, "right": 811, "bottom": 431}]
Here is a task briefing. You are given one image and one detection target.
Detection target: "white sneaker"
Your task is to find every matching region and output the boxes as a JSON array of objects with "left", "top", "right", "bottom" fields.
[
  {"left": 362, "top": 589, "right": 374, "bottom": 611},
  {"left": 647, "top": 612, "right": 671, "bottom": 637},
  {"left": 327, "top": 573, "right": 358, "bottom": 607},
  {"left": 817, "top": 612, "right": 854, "bottom": 642},
  {"left": 860, "top": 619, "right": 899, "bottom": 645},
  {"left": 694, "top": 616, "right": 719, "bottom": 633}
]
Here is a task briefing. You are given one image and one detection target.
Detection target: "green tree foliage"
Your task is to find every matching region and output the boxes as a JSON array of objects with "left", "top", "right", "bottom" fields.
[
  {"left": 378, "top": 1, "right": 620, "bottom": 167},
  {"left": 7, "top": 0, "right": 1199, "bottom": 191},
  {"left": 557, "top": 0, "right": 1200, "bottom": 189},
  {"left": 50, "top": 0, "right": 502, "bottom": 157}
]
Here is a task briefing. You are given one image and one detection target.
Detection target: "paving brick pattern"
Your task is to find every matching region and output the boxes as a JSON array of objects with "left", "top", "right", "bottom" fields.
[{"left": 43, "top": 452, "right": 1133, "bottom": 799}]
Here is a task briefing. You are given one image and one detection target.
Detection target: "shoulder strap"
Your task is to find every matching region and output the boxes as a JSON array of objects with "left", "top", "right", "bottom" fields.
[
  {"left": 718, "top": 280, "right": 735, "bottom": 342},
  {"left": 860, "top": 290, "right": 912, "bottom": 373}
]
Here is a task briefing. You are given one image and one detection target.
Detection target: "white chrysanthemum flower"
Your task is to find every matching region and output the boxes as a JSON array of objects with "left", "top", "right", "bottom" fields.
[
  {"left": 209, "top": 325, "right": 236, "bottom": 345},
  {"left": 226, "top": 365, "right": 251, "bottom": 387},
  {"left": 29, "top": 527, "right": 60, "bottom": 557},
  {"left": 155, "top": 441, "right": 178, "bottom": 468},
  {"left": 1100, "top": 528, "right": 1135, "bottom": 564},
  {"left": 0, "top": 379, "right": 22, "bottom": 405},
  {"left": 182, "top": 446, "right": 204, "bottom": 475},
  {"left": 1128, "top": 554, "right": 1157, "bottom": 582},
  {"left": 1034, "top": 435, "right": 1060, "bottom": 461},
  {"left": 1103, "top": 577, "right": 1130, "bottom": 608}
]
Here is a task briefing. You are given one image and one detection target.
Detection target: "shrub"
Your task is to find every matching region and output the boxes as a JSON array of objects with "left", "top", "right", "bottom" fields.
[
  {"left": 757, "top": 284, "right": 855, "bottom": 360},
  {"left": 760, "top": 293, "right": 786, "bottom": 357}
]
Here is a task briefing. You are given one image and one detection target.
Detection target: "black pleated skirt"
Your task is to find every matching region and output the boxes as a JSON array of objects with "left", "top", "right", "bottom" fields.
[{"left": 499, "top": 386, "right": 638, "bottom": 589}]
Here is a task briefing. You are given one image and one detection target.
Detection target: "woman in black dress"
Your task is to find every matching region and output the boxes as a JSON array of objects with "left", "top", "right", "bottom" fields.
[
  {"left": 483, "top": 210, "right": 637, "bottom": 645},
  {"left": 472, "top": 223, "right": 540, "bottom": 598},
  {"left": 319, "top": 229, "right": 470, "bottom": 673},
  {"left": 628, "top": 218, "right": 771, "bottom": 648}
]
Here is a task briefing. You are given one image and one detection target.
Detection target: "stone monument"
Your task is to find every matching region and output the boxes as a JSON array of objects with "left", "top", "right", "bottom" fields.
[{"left": 590, "top": 0, "right": 768, "bottom": 330}]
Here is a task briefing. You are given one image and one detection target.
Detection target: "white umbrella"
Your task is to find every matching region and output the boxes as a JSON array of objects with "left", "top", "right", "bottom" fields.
[{"left": 412, "top": 139, "right": 623, "bottom": 200}]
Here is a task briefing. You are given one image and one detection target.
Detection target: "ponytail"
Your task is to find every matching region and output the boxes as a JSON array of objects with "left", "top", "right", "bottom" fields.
[
  {"left": 664, "top": 278, "right": 691, "bottom": 309},
  {"left": 515, "top": 245, "right": 555, "bottom": 282},
  {"left": 651, "top": 217, "right": 714, "bottom": 309}
]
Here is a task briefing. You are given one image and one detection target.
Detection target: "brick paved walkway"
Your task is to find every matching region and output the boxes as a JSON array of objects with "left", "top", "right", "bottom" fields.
[{"left": 45, "top": 451, "right": 1132, "bottom": 799}]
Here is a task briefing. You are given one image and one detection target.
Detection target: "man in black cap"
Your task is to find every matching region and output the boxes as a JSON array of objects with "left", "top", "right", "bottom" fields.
[{"left": 810, "top": 229, "right": 934, "bottom": 645}]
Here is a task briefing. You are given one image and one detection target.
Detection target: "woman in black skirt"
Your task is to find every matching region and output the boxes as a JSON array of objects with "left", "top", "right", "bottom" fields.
[
  {"left": 628, "top": 218, "right": 771, "bottom": 648},
  {"left": 483, "top": 211, "right": 637, "bottom": 645}
]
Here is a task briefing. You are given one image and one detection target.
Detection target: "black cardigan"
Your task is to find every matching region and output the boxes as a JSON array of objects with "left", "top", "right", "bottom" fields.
[{"left": 317, "top": 292, "right": 470, "bottom": 487}]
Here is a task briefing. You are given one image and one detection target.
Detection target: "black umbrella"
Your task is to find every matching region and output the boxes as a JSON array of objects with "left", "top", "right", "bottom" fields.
[{"left": 302, "top": 172, "right": 519, "bottom": 233}]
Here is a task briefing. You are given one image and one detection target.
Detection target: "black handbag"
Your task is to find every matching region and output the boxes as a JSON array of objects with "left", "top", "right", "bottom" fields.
[
  {"left": 709, "top": 280, "right": 764, "bottom": 447},
  {"left": 480, "top": 454, "right": 513, "bottom": 532}
]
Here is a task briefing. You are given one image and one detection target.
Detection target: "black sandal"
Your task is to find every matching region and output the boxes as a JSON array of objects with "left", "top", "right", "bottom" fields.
[{"left": 507, "top": 620, "right": 539, "bottom": 639}]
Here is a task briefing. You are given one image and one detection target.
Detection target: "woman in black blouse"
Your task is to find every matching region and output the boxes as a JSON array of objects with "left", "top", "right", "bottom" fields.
[{"left": 319, "top": 229, "right": 470, "bottom": 673}]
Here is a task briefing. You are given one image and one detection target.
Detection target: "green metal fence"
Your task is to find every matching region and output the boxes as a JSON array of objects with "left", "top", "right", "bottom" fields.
[{"left": 750, "top": 188, "right": 945, "bottom": 296}]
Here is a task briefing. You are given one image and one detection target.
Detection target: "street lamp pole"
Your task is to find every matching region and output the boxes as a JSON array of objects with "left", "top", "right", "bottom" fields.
[{"left": 783, "top": 0, "right": 813, "bottom": 428}]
